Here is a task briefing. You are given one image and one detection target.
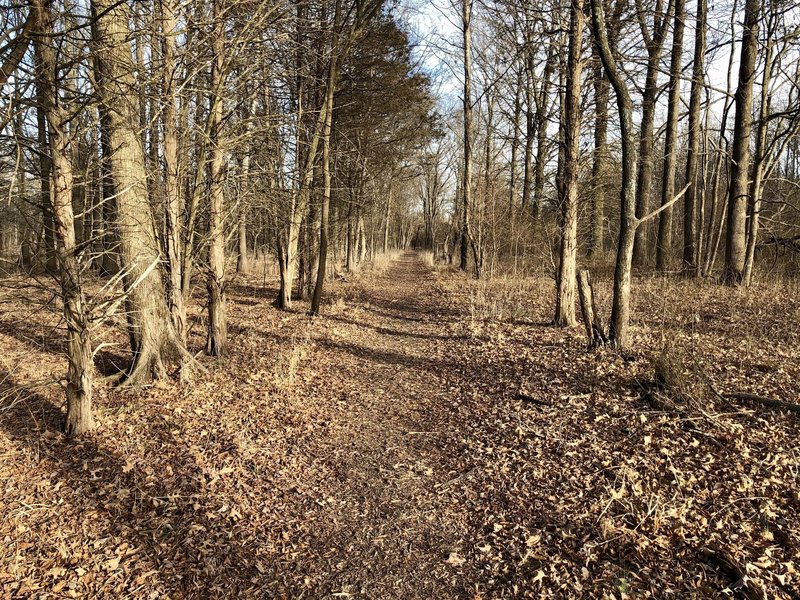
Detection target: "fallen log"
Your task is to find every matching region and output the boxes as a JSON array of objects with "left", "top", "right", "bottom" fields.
[
  {"left": 724, "top": 392, "right": 800, "bottom": 416},
  {"left": 516, "top": 391, "right": 552, "bottom": 407}
]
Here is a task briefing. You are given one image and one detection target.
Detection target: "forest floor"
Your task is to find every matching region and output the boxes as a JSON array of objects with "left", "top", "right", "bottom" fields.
[{"left": 1, "top": 252, "right": 799, "bottom": 599}]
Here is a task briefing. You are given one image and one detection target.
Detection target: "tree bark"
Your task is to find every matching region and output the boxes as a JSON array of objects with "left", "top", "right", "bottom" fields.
[
  {"left": 311, "top": 29, "right": 338, "bottom": 316},
  {"left": 632, "top": 0, "right": 672, "bottom": 267},
  {"left": 158, "top": 0, "right": 186, "bottom": 342},
  {"left": 91, "top": 0, "right": 191, "bottom": 384},
  {"left": 682, "top": 0, "right": 706, "bottom": 274},
  {"left": 35, "top": 91, "right": 56, "bottom": 274},
  {"left": 656, "top": 0, "right": 685, "bottom": 271},
  {"left": 460, "top": 0, "right": 473, "bottom": 272},
  {"left": 206, "top": 0, "right": 228, "bottom": 357},
  {"left": 34, "top": 0, "right": 94, "bottom": 435},
  {"left": 589, "top": 46, "right": 608, "bottom": 260},
  {"left": 742, "top": 18, "right": 775, "bottom": 287},
  {"left": 723, "top": 0, "right": 759, "bottom": 285},
  {"left": 591, "top": 0, "right": 639, "bottom": 350},
  {"left": 554, "top": 0, "right": 585, "bottom": 328}
]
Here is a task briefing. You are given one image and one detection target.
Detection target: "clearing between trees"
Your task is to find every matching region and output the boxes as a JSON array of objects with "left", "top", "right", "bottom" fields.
[{"left": 1, "top": 252, "right": 799, "bottom": 598}]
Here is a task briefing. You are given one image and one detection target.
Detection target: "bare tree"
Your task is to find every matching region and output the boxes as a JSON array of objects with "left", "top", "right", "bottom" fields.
[
  {"left": 723, "top": 0, "right": 760, "bottom": 284},
  {"left": 460, "top": 0, "right": 474, "bottom": 273},
  {"left": 682, "top": 0, "right": 706, "bottom": 275},
  {"left": 554, "top": 0, "right": 585, "bottom": 328},
  {"left": 91, "top": 0, "right": 192, "bottom": 383},
  {"left": 33, "top": 0, "right": 93, "bottom": 434},
  {"left": 655, "top": 0, "right": 684, "bottom": 271}
]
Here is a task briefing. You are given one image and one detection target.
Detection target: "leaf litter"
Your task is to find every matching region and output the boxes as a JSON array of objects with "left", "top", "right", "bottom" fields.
[{"left": 0, "top": 254, "right": 798, "bottom": 598}]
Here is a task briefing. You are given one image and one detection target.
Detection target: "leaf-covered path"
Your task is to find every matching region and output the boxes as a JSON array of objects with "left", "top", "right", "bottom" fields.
[{"left": 2, "top": 252, "right": 799, "bottom": 598}]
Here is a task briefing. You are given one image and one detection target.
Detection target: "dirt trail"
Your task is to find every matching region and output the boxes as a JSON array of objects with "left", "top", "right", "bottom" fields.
[
  {"left": 3, "top": 252, "right": 799, "bottom": 599},
  {"left": 288, "top": 252, "right": 474, "bottom": 597}
]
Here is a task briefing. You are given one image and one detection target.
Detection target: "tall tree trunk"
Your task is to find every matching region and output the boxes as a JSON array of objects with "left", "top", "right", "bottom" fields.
[
  {"left": 158, "top": 0, "right": 186, "bottom": 341},
  {"left": 632, "top": 0, "right": 672, "bottom": 267},
  {"left": 509, "top": 66, "right": 522, "bottom": 210},
  {"left": 91, "top": 0, "right": 191, "bottom": 384},
  {"left": 383, "top": 181, "right": 392, "bottom": 253},
  {"left": 460, "top": 0, "right": 473, "bottom": 272},
  {"left": 278, "top": 74, "right": 331, "bottom": 309},
  {"left": 34, "top": 0, "right": 93, "bottom": 435},
  {"left": 311, "top": 39, "right": 338, "bottom": 315},
  {"left": 589, "top": 45, "right": 608, "bottom": 260},
  {"left": 591, "top": 0, "right": 639, "bottom": 349},
  {"left": 35, "top": 88, "right": 56, "bottom": 273},
  {"left": 206, "top": 0, "right": 228, "bottom": 357},
  {"left": 237, "top": 188, "right": 249, "bottom": 273},
  {"left": 533, "top": 42, "right": 557, "bottom": 219},
  {"left": 723, "top": 0, "right": 759, "bottom": 285},
  {"left": 554, "top": 0, "right": 584, "bottom": 328},
  {"left": 682, "top": 0, "right": 706, "bottom": 274},
  {"left": 521, "top": 73, "right": 535, "bottom": 214},
  {"left": 656, "top": 0, "right": 685, "bottom": 271},
  {"left": 742, "top": 22, "right": 775, "bottom": 287}
]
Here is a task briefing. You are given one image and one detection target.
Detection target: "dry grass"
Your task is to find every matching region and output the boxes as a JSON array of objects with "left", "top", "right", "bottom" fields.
[
  {"left": 272, "top": 328, "right": 312, "bottom": 389},
  {"left": 2, "top": 254, "right": 800, "bottom": 598}
]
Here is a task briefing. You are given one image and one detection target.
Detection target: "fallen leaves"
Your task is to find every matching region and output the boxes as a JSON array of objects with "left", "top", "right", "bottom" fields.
[{"left": 1, "top": 259, "right": 799, "bottom": 598}]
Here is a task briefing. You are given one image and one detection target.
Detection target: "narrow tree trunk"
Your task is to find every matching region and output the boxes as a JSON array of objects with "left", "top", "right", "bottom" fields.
[
  {"left": 632, "top": 0, "right": 672, "bottom": 267},
  {"left": 589, "top": 47, "right": 608, "bottom": 260},
  {"left": 158, "top": 0, "right": 186, "bottom": 341},
  {"left": 383, "top": 182, "right": 392, "bottom": 253},
  {"left": 460, "top": 0, "right": 473, "bottom": 272},
  {"left": 34, "top": 0, "right": 93, "bottom": 435},
  {"left": 533, "top": 43, "right": 557, "bottom": 219},
  {"left": 509, "top": 66, "right": 522, "bottom": 210},
  {"left": 237, "top": 208, "right": 249, "bottom": 274},
  {"left": 554, "top": 0, "right": 584, "bottom": 328},
  {"left": 723, "top": 0, "right": 759, "bottom": 285},
  {"left": 682, "top": 0, "right": 706, "bottom": 274},
  {"left": 521, "top": 74, "right": 535, "bottom": 214},
  {"left": 656, "top": 0, "right": 684, "bottom": 271},
  {"left": 591, "top": 0, "right": 639, "bottom": 350},
  {"left": 743, "top": 25, "right": 774, "bottom": 286},
  {"left": 35, "top": 89, "right": 56, "bottom": 274},
  {"left": 206, "top": 0, "right": 228, "bottom": 357},
  {"left": 311, "top": 44, "right": 337, "bottom": 315}
]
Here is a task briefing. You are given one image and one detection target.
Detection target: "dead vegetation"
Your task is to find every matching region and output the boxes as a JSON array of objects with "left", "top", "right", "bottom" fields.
[{"left": 1, "top": 255, "right": 799, "bottom": 598}]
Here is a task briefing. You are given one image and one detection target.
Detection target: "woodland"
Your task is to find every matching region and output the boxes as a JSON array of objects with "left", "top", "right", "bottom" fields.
[{"left": 0, "top": 0, "right": 799, "bottom": 597}]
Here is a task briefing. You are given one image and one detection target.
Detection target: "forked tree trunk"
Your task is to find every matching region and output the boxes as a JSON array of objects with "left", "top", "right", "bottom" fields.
[
  {"left": 723, "top": 0, "right": 759, "bottom": 285},
  {"left": 554, "top": 0, "right": 584, "bottom": 328},
  {"left": 34, "top": 0, "right": 93, "bottom": 436},
  {"left": 278, "top": 80, "right": 331, "bottom": 308},
  {"left": 91, "top": 0, "right": 191, "bottom": 384},
  {"left": 591, "top": 0, "right": 639, "bottom": 349},
  {"left": 206, "top": 0, "right": 228, "bottom": 357},
  {"left": 588, "top": 0, "right": 623, "bottom": 260}
]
